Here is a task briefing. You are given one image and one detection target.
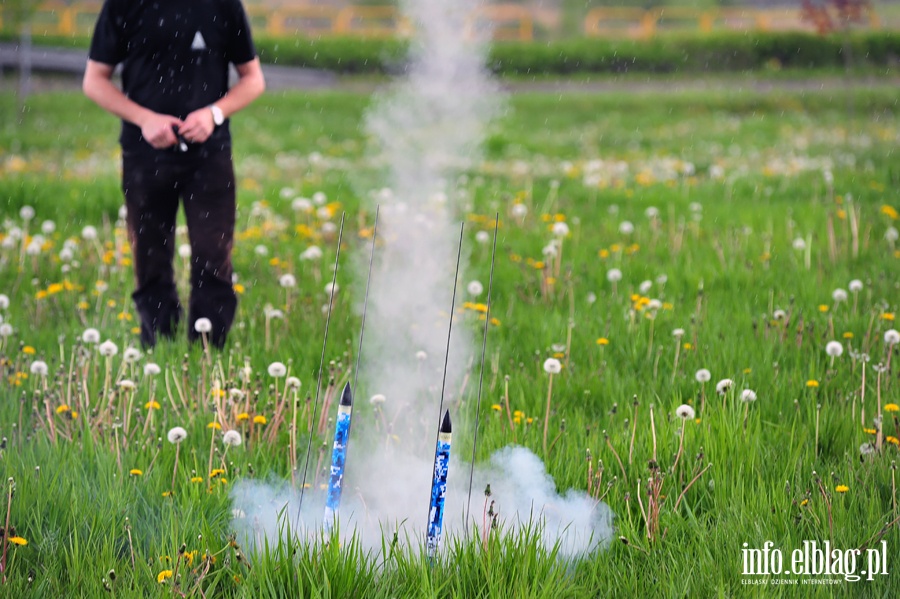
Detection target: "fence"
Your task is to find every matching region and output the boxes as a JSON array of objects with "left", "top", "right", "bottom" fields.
[{"left": 0, "top": 2, "right": 888, "bottom": 42}]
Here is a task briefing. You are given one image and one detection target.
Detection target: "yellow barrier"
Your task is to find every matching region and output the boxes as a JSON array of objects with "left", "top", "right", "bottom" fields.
[{"left": 2, "top": 3, "right": 888, "bottom": 40}]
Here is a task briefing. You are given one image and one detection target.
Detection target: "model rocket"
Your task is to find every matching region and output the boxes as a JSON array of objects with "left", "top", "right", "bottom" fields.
[
  {"left": 426, "top": 410, "right": 452, "bottom": 559},
  {"left": 323, "top": 382, "right": 353, "bottom": 532}
]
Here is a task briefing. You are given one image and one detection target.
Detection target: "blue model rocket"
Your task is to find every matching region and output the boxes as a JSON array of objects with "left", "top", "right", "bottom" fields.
[
  {"left": 323, "top": 382, "right": 353, "bottom": 532},
  {"left": 426, "top": 410, "right": 452, "bottom": 559}
]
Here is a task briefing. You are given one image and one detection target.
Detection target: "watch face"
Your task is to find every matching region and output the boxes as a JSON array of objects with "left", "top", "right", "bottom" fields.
[{"left": 211, "top": 106, "right": 224, "bottom": 126}]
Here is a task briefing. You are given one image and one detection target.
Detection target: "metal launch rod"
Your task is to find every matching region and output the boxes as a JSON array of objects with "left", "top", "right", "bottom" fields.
[
  {"left": 465, "top": 213, "right": 499, "bottom": 528},
  {"left": 349, "top": 205, "right": 379, "bottom": 435},
  {"left": 297, "top": 213, "right": 346, "bottom": 522}
]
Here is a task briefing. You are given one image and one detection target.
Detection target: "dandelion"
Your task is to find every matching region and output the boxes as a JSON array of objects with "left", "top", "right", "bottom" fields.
[
  {"left": 806, "top": 380, "right": 819, "bottom": 388},
  {"left": 551, "top": 222, "right": 569, "bottom": 237},
  {"left": 542, "top": 358, "right": 562, "bottom": 455},
  {"left": 511, "top": 203, "right": 528, "bottom": 219},
  {"left": 675, "top": 404, "right": 695, "bottom": 420},
  {"left": 0, "top": 294, "right": 8, "bottom": 310},
  {"left": 596, "top": 337, "right": 609, "bottom": 346},
  {"left": 618, "top": 221, "right": 634, "bottom": 235},
  {"left": 129, "top": 469, "right": 143, "bottom": 477},
  {"left": 8, "top": 536, "right": 27, "bottom": 546},
  {"left": 279, "top": 274, "right": 296, "bottom": 288},
  {"left": 167, "top": 427, "right": 187, "bottom": 444},
  {"left": 467, "top": 280, "right": 484, "bottom": 296},
  {"left": 268, "top": 362, "right": 287, "bottom": 377},
  {"left": 253, "top": 415, "right": 267, "bottom": 425},
  {"left": 144, "top": 363, "right": 161, "bottom": 376},
  {"left": 29, "top": 360, "right": 48, "bottom": 376},
  {"left": 835, "top": 485, "right": 849, "bottom": 493},
  {"left": 118, "top": 380, "right": 136, "bottom": 391},
  {"left": 144, "top": 401, "right": 160, "bottom": 410},
  {"left": 543, "top": 358, "right": 562, "bottom": 374},
  {"left": 825, "top": 341, "right": 843, "bottom": 364},
  {"left": 0, "top": 324, "right": 11, "bottom": 337},
  {"left": 82, "top": 328, "right": 100, "bottom": 344},
  {"left": 715, "top": 379, "right": 733, "bottom": 395},
  {"left": 370, "top": 394, "right": 386, "bottom": 405},
  {"left": 672, "top": 328, "right": 685, "bottom": 338},
  {"left": 178, "top": 244, "right": 191, "bottom": 259},
  {"left": 741, "top": 389, "right": 757, "bottom": 402},
  {"left": 885, "top": 404, "right": 899, "bottom": 412},
  {"left": 157, "top": 570, "right": 173, "bottom": 584},
  {"left": 194, "top": 318, "right": 212, "bottom": 334},
  {"left": 207, "top": 422, "right": 221, "bottom": 430},
  {"left": 99, "top": 340, "right": 118, "bottom": 357},
  {"left": 773, "top": 309, "right": 787, "bottom": 321},
  {"left": 300, "top": 245, "right": 323, "bottom": 261},
  {"left": 123, "top": 347, "right": 142, "bottom": 363},
  {"left": 695, "top": 369, "right": 711, "bottom": 383},
  {"left": 286, "top": 376, "right": 301, "bottom": 389},
  {"left": 792, "top": 238, "right": 806, "bottom": 251},
  {"left": 885, "top": 330, "right": 900, "bottom": 345},
  {"left": 832, "top": 288, "right": 848, "bottom": 305},
  {"left": 223, "top": 430, "right": 242, "bottom": 447},
  {"left": 82, "top": 225, "right": 98, "bottom": 241},
  {"left": 324, "top": 282, "right": 339, "bottom": 296}
]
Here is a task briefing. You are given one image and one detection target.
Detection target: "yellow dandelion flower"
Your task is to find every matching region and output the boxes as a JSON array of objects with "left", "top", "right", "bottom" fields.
[
  {"left": 743, "top": 368, "right": 752, "bottom": 374},
  {"left": 47, "top": 283, "right": 63, "bottom": 295},
  {"left": 800, "top": 499, "right": 809, "bottom": 507},
  {"left": 662, "top": 302, "right": 673, "bottom": 310},
  {"left": 253, "top": 415, "right": 267, "bottom": 425},
  {"left": 552, "top": 352, "right": 565, "bottom": 359},
  {"left": 268, "top": 257, "right": 280, "bottom": 266},
  {"left": 56, "top": 404, "right": 70, "bottom": 414},
  {"left": 881, "top": 205, "right": 899, "bottom": 220},
  {"left": 157, "top": 569, "right": 173, "bottom": 583},
  {"left": 526, "top": 417, "right": 534, "bottom": 425},
  {"left": 490, "top": 404, "right": 502, "bottom": 412},
  {"left": 233, "top": 283, "right": 245, "bottom": 294},
  {"left": 835, "top": 485, "right": 849, "bottom": 493},
  {"left": 596, "top": 337, "right": 609, "bottom": 346},
  {"left": 884, "top": 403, "right": 899, "bottom": 412},
  {"left": 210, "top": 469, "right": 225, "bottom": 478},
  {"left": 887, "top": 436, "right": 900, "bottom": 446},
  {"left": 843, "top": 332, "right": 854, "bottom": 339},
  {"left": 219, "top": 478, "right": 228, "bottom": 485},
  {"left": 863, "top": 428, "right": 876, "bottom": 435},
  {"left": 23, "top": 346, "right": 36, "bottom": 355},
  {"left": 490, "top": 317, "right": 501, "bottom": 327},
  {"left": 806, "top": 380, "right": 819, "bottom": 388},
  {"left": 236, "top": 413, "right": 250, "bottom": 422},
  {"left": 610, "top": 243, "right": 621, "bottom": 253},
  {"left": 131, "top": 327, "right": 141, "bottom": 335},
  {"left": 162, "top": 491, "right": 173, "bottom": 498},
  {"left": 683, "top": 342, "right": 692, "bottom": 350},
  {"left": 107, "top": 299, "right": 117, "bottom": 308},
  {"left": 144, "top": 400, "right": 161, "bottom": 410},
  {"left": 70, "top": 411, "right": 78, "bottom": 420},
  {"left": 184, "top": 550, "right": 197, "bottom": 566},
  {"left": 207, "top": 422, "right": 221, "bottom": 430},
  {"left": 191, "top": 477, "right": 204, "bottom": 483},
  {"left": 8, "top": 536, "right": 27, "bottom": 546},
  {"left": 513, "top": 410, "right": 525, "bottom": 418},
  {"left": 883, "top": 313, "right": 895, "bottom": 321},
  {"left": 129, "top": 469, "right": 143, "bottom": 476},
  {"left": 818, "top": 305, "right": 829, "bottom": 313},
  {"left": 598, "top": 249, "right": 609, "bottom": 259},
  {"left": 35, "top": 290, "right": 48, "bottom": 300},
  {"left": 533, "top": 261, "right": 544, "bottom": 270},
  {"left": 117, "top": 311, "right": 132, "bottom": 321},
  {"left": 77, "top": 301, "right": 89, "bottom": 310}
]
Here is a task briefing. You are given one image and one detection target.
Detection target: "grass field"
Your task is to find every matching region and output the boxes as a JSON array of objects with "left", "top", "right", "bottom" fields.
[{"left": 1, "top": 85, "right": 899, "bottom": 597}]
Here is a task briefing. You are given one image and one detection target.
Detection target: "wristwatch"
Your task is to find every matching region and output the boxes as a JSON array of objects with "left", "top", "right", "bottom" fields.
[{"left": 210, "top": 104, "right": 224, "bottom": 126}]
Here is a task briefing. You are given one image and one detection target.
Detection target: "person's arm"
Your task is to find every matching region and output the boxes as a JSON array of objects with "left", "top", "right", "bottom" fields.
[
  {"left": 82, "top": 59, "right": 183, "bottom": 149},
  {"left": 178, "top": 58, "right": 266, "bottom": 144}
]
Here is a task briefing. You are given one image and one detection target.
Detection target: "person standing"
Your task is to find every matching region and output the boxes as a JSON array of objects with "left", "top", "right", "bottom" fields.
[{"left": 83, "top": 0, "right": 265, "bottom": 348}]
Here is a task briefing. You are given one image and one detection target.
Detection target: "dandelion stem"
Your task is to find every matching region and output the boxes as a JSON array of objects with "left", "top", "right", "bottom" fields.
[
  {"left": 649, "top": 404, "right": 658, "bottom": 463},
  {"left": 171, "top": 442, "right": 180, "bottom": 495},
  {"left": 673, "top": 463, "right": 712, "bottom": 512},
  {"left": 628, "top": 398, "right": 638, "bottom": 465}
]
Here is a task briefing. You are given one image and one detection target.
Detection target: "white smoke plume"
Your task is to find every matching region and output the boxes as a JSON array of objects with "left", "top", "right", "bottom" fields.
[{"left": 230, "top": 0, "right": 615, "bottom": 559}]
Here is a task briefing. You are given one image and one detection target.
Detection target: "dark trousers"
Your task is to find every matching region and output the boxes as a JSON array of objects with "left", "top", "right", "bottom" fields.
[{"left": 122, "top": 149, "right": 237, "bottom": 348}]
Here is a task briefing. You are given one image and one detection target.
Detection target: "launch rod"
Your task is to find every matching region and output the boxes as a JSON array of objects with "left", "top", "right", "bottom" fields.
[
  {"left": 349, "top": 205, "right": 379, "bottom": 435},
  {"left": 464, "top": 213, "right": 499, "bottom": 528},
  {"left": 297, "top": 213, "right": 346, "bottom": 522}
]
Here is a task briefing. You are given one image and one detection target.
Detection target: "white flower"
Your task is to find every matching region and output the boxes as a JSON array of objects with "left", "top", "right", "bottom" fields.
[
  {"left": 740, "top": 389, "right": 757, "bottom": 402},
  {"left": 312, "top": 191, "right": 327, "bottom": 205},
  {"left": 542, "top": 244, "right": 558, "bottom": 258},
  {"left": 19, "top": 205, "right": 35, "bottom": 221},
  {"left": 167, "top": 427, "right": 187, "bottom": 444},
  {"left": 552, "top": 222, "right": 570, "bottom": 237},
  {"left": 41, "top": 220, "right": 56, "bottom": 235},
  {"left": 543, "top": 358, "right": 562, "bottom": 374},
  {"left": 254, "top": 244, "right": 268, "bottom": 256},
  {"left": 849, "top": 279, "right": 863, "bottom": 292},
  {"left": 0, "top": 324, "right": 12, "bottom": 337},
  {"left": 279, "top": 274, "right": 297, "bottom": 288},
  {"left": 194, "top": 318, "right": 212, "bottom": 334},
  {"left": 639, "top": 280, "right": 652, "bottom": 294},
  {"left": 467, "top": 280, "right": 484, "bottom": 296},
  {"left": 475, "top": 230, "right": 490, "bottom": 244},
  {"left": 416, "top": 350, "right": 428, "bottom": 361},
  {"left": 81, "top": 225, "right": 98, "bottom": 241},
  {"left": 223, "top": 430, "right": 242, "bottom": 447},
  {"left": 773, "top": 309, "right": 787, "bottom": 321},
  {"left": 82, "top": 328, "right": 100, "bottom": 344},
  {"left": 280, "top": 187, "right": 296, "bottom": 199},
  {"left": 586, "top": 292, "right": 597, "bottom": 304},
  {"left": 292, "top": 197, "right": 312, "bottom": 212},
  {"left": 265, "top": 307, "right": 284, "bottom": 320},
  {"left": 618, "top": 221, "right": 634, "bottom": 235},
  {"left": 117, "top": 379, "right": 136, "bottom": 391},
  {"left": 885, "top": 329, "right": 900, "bottom": 345},
  {"left": 825, "top": 341, "right": 843, "bottom": 357},
  {"left": 177, "top": 244, "right": 191, "bottom": 259},
  {"left": 831, "top": 288, "right": 848, "bottom": 303},
  {"left": 229, "top": 388, "right": 246, "bottom": 400},
  {"left": 0, "top": 294, "right": 8, "bottom": 310},
  {"left": 511, "top": 203, "right": 528, "bottom": 218},
  {"left": 123, "top": 347, "right": 142, "bottom": 363},
  {"left": 370, "top": 394, "right": 386, "bottom": 405},
  {"left": 321, "top": 222, "right": 338, "bottom": 236},
  {"left": 99, "top": 340, "right": 118, "bottom": 357},
  {"left": 286, "top": 376, "right": 301, "bottom": 389},
  {"left": 316, "top": 206, "right": 333, "bottom": 220},
  {"left": 860, "top": 443, "right": 876, "bottom": 456},
  {"left": 695, "top": 368, "right": 711, "bottom": 383},
  {"left": 792, "top": 238, "right": 807, "bottom": 251},
  {"left": 672, "top": 328, "right": 685, "bottom": 338},
  {"left": 59, "top": 248, "right": 74, "bottom": 262},
  {"left": 715, "top": 378, "right": 734, "bottom": 395},
  {"left": 606, "top": 268, "right": 622, "bottom": 283},
  {"left": 886, "top": 227, "right": 899, "bottom": 243},
  {"left": 30, "top": 360, "right": 49, "bottom": 376},
  {"left": 644, "top": 206, "right": 659, "bottom": 219},
  {"left": 300, "top": 245, "right": 323, "bottom": 261},
  {"left": 144, "top": 363, "right": 161, "bottom": 376},
  {"left": 656, "top": 274, "right": 668, "bottom": 286},
  {"left": 268, "top": 362, "right": 287, "bottom": 377},
  {"left": 675, "top": 404, "right": 695, "bottom": 420},
  {"left": 647, "top": 299, "right": 662, "bottom": 311},
  {"left": 324, "top": 282, "right": 339, "bottom": 296}
]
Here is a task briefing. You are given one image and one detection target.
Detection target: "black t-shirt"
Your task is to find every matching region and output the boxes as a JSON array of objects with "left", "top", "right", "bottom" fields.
[{"left": 89, "top": 0, "right": 256, "bottom": 154}]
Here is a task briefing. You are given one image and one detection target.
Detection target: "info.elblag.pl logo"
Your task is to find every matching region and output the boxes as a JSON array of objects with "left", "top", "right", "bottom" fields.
[{"left": 741, "top": 541, "right": 889, "bottom": 584}]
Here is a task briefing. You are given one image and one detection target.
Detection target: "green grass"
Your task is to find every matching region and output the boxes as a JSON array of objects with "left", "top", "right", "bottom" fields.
[{"left": 0, "top": 85, "right": 899, "bottom": 596}]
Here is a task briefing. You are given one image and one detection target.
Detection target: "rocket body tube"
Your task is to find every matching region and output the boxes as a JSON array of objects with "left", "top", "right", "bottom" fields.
[
  {"left": 426, "top": 410, "right": 452, "bottom": 559},
  {"left": 323, "top": 382, "right": 353, "bottom": 532}
]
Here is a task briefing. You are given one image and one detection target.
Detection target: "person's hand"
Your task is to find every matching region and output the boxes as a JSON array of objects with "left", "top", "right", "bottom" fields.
[
  {"left": 140, "top": 113, "right": 184, "bottom": 149},
  {"left": 178, "top": 108, "right": 216, "bottom": 145}
]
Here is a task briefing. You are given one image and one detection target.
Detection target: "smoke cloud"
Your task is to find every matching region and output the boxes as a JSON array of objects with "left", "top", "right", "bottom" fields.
[{"left": 230, "top": 0, "right": 614, "bottom": 560}]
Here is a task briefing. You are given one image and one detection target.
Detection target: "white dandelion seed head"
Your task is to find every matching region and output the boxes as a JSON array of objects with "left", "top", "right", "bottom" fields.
[
  {"left": 552, "top": 222, "right": 570, "bottom": 237},
  {"left": 292, "top": 197, "right": 312, "bottom": 213},
  {"left": 144, "top": 363, "right": 161, "bottom": 376},
  {"left": 265, "top": 307, "right": 285, "bottom": 320},
  {"left": 0, "top": 294, "right": 8, "bottom": 310},
  {"left": 194, "top": 318, "right": 212, "bottom": 334},
  {"left": 223, "top": 430, "right": 243, "bottom": 447},
  {"left": 715, "top": 378, "right": 734, "bottom": 395},
  {"left": 672, "top": 328, "right": 685, "bottom": 338},
  {"left": 639, "top": 280, "right": 652, "bottom": 294},
  {"left": 792, "top": 237, "right": 807, "bottom": 251},
  {"left": 0, "top": 323, "right": 12, "bottom": 337},
  {"left": 773, "top": 309, "right": 787, "bottom": 321},
  {"left": 695, "top": 368, "right": 711, "bottom": 383},
  {"left": 860, "top": 443, "right": 876, "bottom": 456},
  {"left": 825, "top": 341, "right": 843, "bottom": 357},
  {"left": 229, "top": 388, "right": 246, "bottom": 400},
  {"left": 542, "top": 243, "right": 558, "bottom": 258},
  {"left": 475, "top": 230, "right": 490, "bottom": 244},
  {"left": 286, "top": 376, "right": 301, "bottom": 389},
  {"left": 267, "top": 362, "right": 287, "bottom": 378},
  {"left": 167, "top": 426, "right": 187, "bottom": 444},
  {"left": 279, "top": 273, "right": 297, "bottom": 288},
  {"left": 416, "top": 350, "right": 428, "bottom": 361},
  {"left": 19, "top": 205, "right": 35, "bottom": 221},
  {"left": 178, "top": 244, "right": 191, "bottom": 259},
  {"left": 849, "top": 279, "right": 863, "bottom": 292},
  {"left": 675, "top": 404, "right": 695, "bottom": 420},
  {"left": 324, "top": 282, "right": 339, "bottom": 296},
  {"left": 618, "top": 221, "right": 635, "bottom": 235},
  {"left": 370, "top": 394, "right": 386, "bottom": 405},
  {"left": 886, "top": 227, "right": 899, "bottom": 243},
  {"left": 98, "top": 340, "right": 118, "bottom": 357},
  {"left": 81, "top": 225, "right": 98, "bottom": 241},
  {"left": 95, "top": 281, "right": 108, "bottom": 293},
  {"left": 832, "top": 288, "right": 848, "bottom": 303},
  {"left": 254, "top": 244, "right": 268, "bottom": 256},
  {"left": 312, "top": 191, "right": 327, "bottom": 205},
  {"left": 29, "top": 360, "right": 49, "bottom": 376},
  {"left": 740, "top": 389, "right": 757, "bottom": 402},
  {"left": 511, "top": 203, "right": 528, "bottom": 218},
  {"left": 656, "top": 274, "right": 668, "bottom": 286},
  {"left": 586, "top": 292, "right": 597, "bottom": 305},
  {"left": 467, "top": 280, "right": 484, "bottom": 296},
  {"left": 644, "top": 206, "right": 659, "bottom": 219},
  {"left": 280, "top": 187, "right": 296, "bottom": 199},
  {"left": 123, "top": 347, "right": 142, "bottom": 363},
  {"left": 885, "top": 329, "right": 900, "bottom": 345},
  {"left": 41, "top": 220, "right": 55, "bottom": 235},
  {"left": 59, "top": 248, "right": 74, "bottom": 262},
  {"left": 25, "top": 241, "right": 42, "bottom": 256},
  {"left": 117, "top": 379, "right": 136, "bottom": 391},
  {"left": 300, "top": 245, "right": 323, "bottom": 261},
  {"left": 316, "top": 206, "right": 333, "bottom": 220},
  {"left": 647, "top": 299, "right": 663, "bottom": 311},
  {"left": 543, "top": 358, "right": 562, "bottom": 374},
  {"left": 320, "top": 222, "right": 338, "bottom": 236},
  {"left": 606, "top": 268, "right": 623, "bottom": 283}
]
